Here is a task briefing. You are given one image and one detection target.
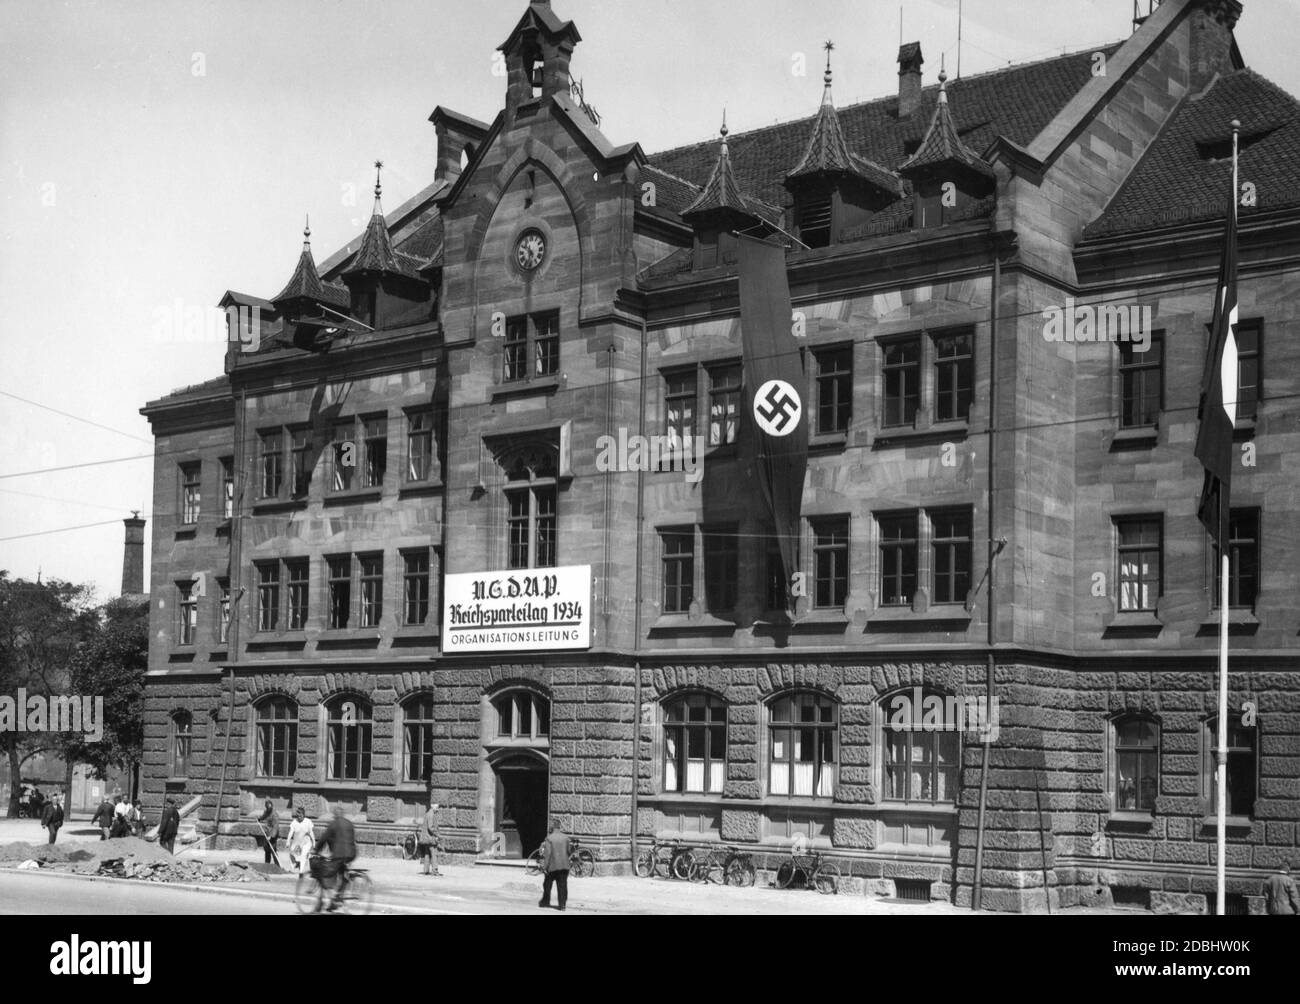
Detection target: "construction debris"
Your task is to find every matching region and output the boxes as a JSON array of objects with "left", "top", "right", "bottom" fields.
[{"left": 1, "top": 835, "right": 279, "bottom": 885}]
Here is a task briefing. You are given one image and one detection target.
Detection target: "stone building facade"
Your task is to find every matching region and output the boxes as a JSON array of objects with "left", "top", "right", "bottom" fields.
[{"left": 140, "top": 0, "right": 1300, "bottom": 911}]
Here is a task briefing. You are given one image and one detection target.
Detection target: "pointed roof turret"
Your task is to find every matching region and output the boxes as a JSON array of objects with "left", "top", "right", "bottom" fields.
[
  {"left": 273, "top": 215, "right": 348, "bottom": 308},
  {"left": 786, "top": 42, "right": 903, "bottom": 196},
  {"left": 344, "top": 161, "right": 408, "bottom": 277},
  {"left": 682, "top": 114, "right": 781, "bottom": 226},
  {"left": 898, "top": 67, "right": 995, "bottom": 181}
]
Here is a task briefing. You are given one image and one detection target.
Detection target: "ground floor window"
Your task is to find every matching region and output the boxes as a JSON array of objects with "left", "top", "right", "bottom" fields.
[
  {"left": 326, "top": 696, "right": 373, "bottom": 781},
  {"left": 663, "top": 693, "right": 726, "bottom": 794},
  {"left": 768, "top": 692, "right": 836, "bottom": 798}
]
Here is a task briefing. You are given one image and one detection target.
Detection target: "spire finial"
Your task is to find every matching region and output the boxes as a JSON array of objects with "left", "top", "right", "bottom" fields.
[
  {"left": 719, "top": 109, "right": 729, "bottom": 154},
  {"left": 823, "top": 40, "right": 835, "bottom": 85},
  {"left": 303, "top": 214, "right": 311, "bottom": 250},
  {"left": 938, "top": 55, "right": 949, "bottom": 104},
  {"left": 372, "top": 159, "right": 384, "bottom": 213}
]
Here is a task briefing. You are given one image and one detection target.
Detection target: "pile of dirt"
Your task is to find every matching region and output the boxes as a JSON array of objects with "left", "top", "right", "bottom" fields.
[
  {"left": 97, "top": 857, "right": 269, "bottom": 884},
  {"left": 0, "top": 841, "right": 69, "bottom": 864},
  {"left": 63, "top": 836, "right": 174, "bottom": 871}
]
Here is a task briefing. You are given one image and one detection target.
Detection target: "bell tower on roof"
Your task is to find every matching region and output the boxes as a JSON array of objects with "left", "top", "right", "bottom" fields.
[{"left": 499, "top": 1, "right": 582, "bottom": 124}]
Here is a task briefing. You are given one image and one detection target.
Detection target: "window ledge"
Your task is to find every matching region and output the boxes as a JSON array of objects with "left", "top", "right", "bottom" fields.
[
  {"left": 876, "top": 802, "right": 960, "bottom": 817},
  {"left": 867, "top": 605, "right": 972, "bottom": 628},
  {"left": 1103, "top": 611, "right": 1163, "bottom": 637},
  {"left": 324, "top": 488, "right": 382, "bottom": 506},
  {"left": 1232, "top": 418, "right": 1257, "bottom": 441},
  {"left": 174, "top": 526, "right": 197, "bottom": 540},
  {"left": 1199, "top": 815, "right": 1253, "bottom": 832},
  {"left": 215, "top": 519, "right": 232, "bottom": 535},
  {"left": 1197, "top": 609, "right": 1260, "bottom": 636},
  {"left": 808, "top": 432, "right": 848, "bottom": 452},
  {"left": 792, "top": 609, "right": 849, "bottom": 630},
  {"left": 649, "top": 613, "right": 737, "bottom": 633},
  {"left": 873, "top": 422, "right": 969, "bottom": 450},
  {"left": 253, "top": 498, "right": 308, "bottom": 514},
  {"left": 246, "top": 634, "right": 307, "bottom": 651},
  {"left": 1107, "top": 811, "right": 1156, "bottom": 829},
  {"left": 316, "top": 633, "right": 381, "bottom": 650},
  {"left": 398, "top": 481, "right": 443, "bottom": 499},
  {"left": 491, "top": 376, "right": 561, "bottom": 401},
  {"left": 1109, "top": 425, "right": 1158, "bottom": 451}
]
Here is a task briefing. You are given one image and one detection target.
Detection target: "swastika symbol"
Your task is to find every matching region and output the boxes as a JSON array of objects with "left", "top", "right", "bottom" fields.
[{"left": 753, "top": 379, "right": 802, "bottom": 437}]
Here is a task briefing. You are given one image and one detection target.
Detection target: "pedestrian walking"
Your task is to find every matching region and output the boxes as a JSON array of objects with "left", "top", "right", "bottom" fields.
[
  {"left": 131, "top": 799, "right": 146, "bottom": 837},
  {"left": 110, "top": 796, "right": 131, "bottom": 839},
  {"left": 537, "top": 817, "right": 571, "bottom": 912},
  {"left": 1265, "top": 863, "right": 1300, "bottom": 915},
  {"left": 417, "top": 800, "right": 442, "bottom": 876},
  {"left": 158, "top": 797, "right": 181, "bottom": 854},
  {"left": 287, "top": 807, "right": 314, "bottom": 875},
  {"left": 41, "top": 794, "right": 64, "bottom": 845},
  {"left": 91, "top": 796, "right": 115, "bottom": 840},
  {"left": 257, "top": 798, "right": 280, "bottom": 864}
]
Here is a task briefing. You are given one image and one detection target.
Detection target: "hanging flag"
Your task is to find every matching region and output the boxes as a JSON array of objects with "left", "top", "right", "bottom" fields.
[
  {"left": 1194, "top": 187, "right": 1239, "bottom": 548},
  {"left": 736, "top": 234, "right": 808, "bottom": 612}
]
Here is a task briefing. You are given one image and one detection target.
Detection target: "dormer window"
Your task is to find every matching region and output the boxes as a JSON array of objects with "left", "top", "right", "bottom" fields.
[{"left": 798, "top": 193, "right": 834, "bottom": 249}]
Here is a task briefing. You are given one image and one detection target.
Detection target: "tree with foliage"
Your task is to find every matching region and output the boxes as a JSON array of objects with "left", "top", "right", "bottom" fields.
[
  {"left": 63, "top": 596, "right": 148, "bottom": 796},
  {"left": 0, "top": 571, "right": 97, "bottom": 817}
]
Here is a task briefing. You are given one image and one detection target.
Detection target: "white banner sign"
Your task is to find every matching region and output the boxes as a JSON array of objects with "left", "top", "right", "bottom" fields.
[{"left": 443, "top": 565, "right": 591, "bottom": 652}]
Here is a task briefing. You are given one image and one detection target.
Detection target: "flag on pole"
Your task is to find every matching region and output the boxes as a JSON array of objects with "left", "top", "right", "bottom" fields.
[
  {"left": 1194, "top": 174, "right": 1239, "bottom": 548},
  {"left": 736, "top": 234, "right": 808, "bottom": 612}
]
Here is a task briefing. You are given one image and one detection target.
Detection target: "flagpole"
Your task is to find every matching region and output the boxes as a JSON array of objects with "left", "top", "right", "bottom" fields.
[{"left": 1215, "top": 119, "right": 1240, "bottom": 917}]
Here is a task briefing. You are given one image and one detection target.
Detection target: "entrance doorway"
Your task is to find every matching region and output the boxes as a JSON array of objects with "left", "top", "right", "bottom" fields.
[{"left": 493, "top": 754, "right": 548, "bottom": 858}]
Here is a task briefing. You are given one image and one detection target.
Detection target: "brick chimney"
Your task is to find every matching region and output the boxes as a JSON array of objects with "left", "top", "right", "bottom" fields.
[
  {"left": 121, "top": 512, "right": 145, "bottom": 596},
  {"left": 898, "top": 42, "right": 924, "bottom": 118},
  {"left": 1188, "top": 0, "right": 1242, "bottom": 92},
  {"left": 429, "top": 107, "right": 491, "bottom": 185}
]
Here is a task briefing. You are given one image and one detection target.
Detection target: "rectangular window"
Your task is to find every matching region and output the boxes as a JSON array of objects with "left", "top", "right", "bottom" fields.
[
  {"left": 503, "top": 317, "right": 528, "bottom": 382},
  {"left": 703, "top": 525, "right": 738, "bottom": 614},
  {"left": 707, "top": 363, "right": 741, "bottom": 447},
  {"left": 879, "top": 512, "right": 918, "bottom": 607},
  {"left": 664, "top": 370, "right": 697, "bottom": 453},
  {"left": 220, "top": 457, "right": 234, "bottom": 520},
  {"left": 218, "top": 578, "right": 231, "bottom": 644},
  {"left": 533, "top": 311, "right": 560, "bottom": 377},
  {"left": 362, "top": 416, "right": 387, "bottom": 489},
  {"left": 1119, "top": 331, "right": 1163, "bottom": 428},
  {"left": 882, "top": 338, "right": 921, "bottom": 427},
  {"left": 256, "top": 562, "right": 280, "bottom": 631},
  {"left": 259, "top": 431, "right": 283, "bottom": 498},
  {"left": 327, "top": 555, "right": 352, "bottom": 629},
  {"left": 1114, "top": 718, "right": 1159, "bottom": 813},
  {"left": 506, "top": 489, "right": 530, "bottom": 570},
  {"left": 931, "top": 508, "right": 973, "bottom": 605},
  {"left": 814, "top": 347, "right": 853, "bottom": 435},
  {"left": 885, "top": 725, "right": 958, "bottom": 803},
  {"left": 180, "top": 463, "right": 201, "bottom": 524},
  {"left": 1235, "top": 320, "right": 1260, "bottom": 423},
  {"left": 331, "top": 421, "right": 355, "bottom": 492},
  {"left": 534, "top": 485, "right": 557, "bottom": 568},
  {"left": 285, "top": 559, "right": 309, "bottom": 630},
  {"left": 403, "top": 550, "right": 430, "bottom": 626},
  {"left": 289, "top": 427, "right": 312, "bottom": 497},
  {"left": 406, "top": 410, "right": 434, "bottom": 482},
  {"left": 359, "top": 554, "right": 383, "bottom": 628},
  {"left": 1116, "top": 516, "right": 1162, "bottom": 612},
  {"left": 177, "top": 582, "right": 197, "bottom": 645},
  {"left": 662, "top": 529, "right": 694, "bottom": 614},
  {"left": 769, "top": 693, "right": 836, "bottom": 798},
  {"left": 811, "top": 517, "right": 849, "bottom": 609},
  {"left": 934, "top": 330, "right": 974, "bottom": 422},
  {"left": 1208, "top": 718, "right": 1257, "bottom": 817},
  {"left": 1215, "top": 508, "right": 1260, "bottom": 609},
  {"left": 798, "top": 194, "right": 833, "bottom": 248}
]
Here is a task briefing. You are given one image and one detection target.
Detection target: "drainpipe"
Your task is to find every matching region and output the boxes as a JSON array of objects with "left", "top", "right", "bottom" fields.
[
  {"left": 630, "top": 314, "right": 648, "bottom": 867},
  {"left": 213, "top": 385, "right": 247, "bottom": 839},
  {"left": 972, "top": 248, "right": 1000, "bottom": 911}
]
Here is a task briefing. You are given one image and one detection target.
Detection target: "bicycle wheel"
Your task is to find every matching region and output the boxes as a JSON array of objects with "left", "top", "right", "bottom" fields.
[
  {"left": 814, "top": 862, "right": 841, "bottom": 895},
  {"left": 725, "top": 857, "right": 756, "bottom": 888},
  {"left": 525, "top": 848, "right": 545, "bottom": 876},
  {"left": 573, "top": 849, "right": 595, "bottom": 878},
  {"left": 672, "top": 849, "right": 695, "bottom": 881},
  {"left": 634, "top": 849, "right": 655, "bottom": 878},
  {"left": 294, "top": 874, "right": 321, "bottom": 915},
  {"left": 344, "top": 872, "right": 374, "bottom": 915},
  {"left": 401, "top": 833, "right": 418, "bottom": 860},
  {"left": 775, "top": 861, "right": 799, "bottom": 889},
  {"left": 687, "top": 858, "right": 706, "bottom": 884}
]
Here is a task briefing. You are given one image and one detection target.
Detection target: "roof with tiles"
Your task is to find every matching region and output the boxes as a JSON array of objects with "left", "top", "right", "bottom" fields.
[
  {"left": 273, "top": 233, "right": 350, "bottom": 309},
  {"left": 899, "top": 72, "right": 996, "bottom": 178},
  {"left": 1084, "top": 68, "right": 1300, "bottom": 239},
  {"left": 682, "top": 124, "right": 783, "bottom": 226},
  {"left": 646, "top": 44, "right": 1123, "bottom": 216}
]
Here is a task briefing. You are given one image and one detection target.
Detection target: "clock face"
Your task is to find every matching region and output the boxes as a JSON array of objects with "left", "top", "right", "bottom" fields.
[{"left": 516, "top": 230, "right": 546, "bottom": 272}]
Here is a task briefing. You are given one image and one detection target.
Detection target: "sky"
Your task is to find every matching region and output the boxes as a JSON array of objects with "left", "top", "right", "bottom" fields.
[{"left": 2, "top": 0, "right": 1298, "bottom": 601}]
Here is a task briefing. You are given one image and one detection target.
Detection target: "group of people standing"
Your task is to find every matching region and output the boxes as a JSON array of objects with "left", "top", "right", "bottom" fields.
[{"left": 90, "top": 793, "right": 145, "bottom": 840}]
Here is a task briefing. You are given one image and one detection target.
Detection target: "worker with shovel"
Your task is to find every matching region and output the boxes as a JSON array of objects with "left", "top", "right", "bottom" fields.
[{"left": 256, "top": 798, "right": 281, "bottom": 866}]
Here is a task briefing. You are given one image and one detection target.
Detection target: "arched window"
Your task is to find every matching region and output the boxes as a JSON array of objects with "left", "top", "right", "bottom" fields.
[
  {"left": 1204, "top": 715, "right": 1257, "bottom": 818},
  {"left": 255, "top": 697, "right": 298, "bottom": 779},
  {"left": 769, "top": 692, "right": 836, "bottom": 798},
  {"left": 493, "top": 690, "right": 549, "bottom": 742},
  {"left": 881, "top": 689, "right": 959, "bottom": 804},
  {"left": 403, "top": 694, "right": 436, "bottom": 784},
  {"left": 664, "top": 693, "right": 726, "bottom": 794},
  {"left": 170, "top": 711, "right": 193, "bottom": 778},
  {"left": 326, "top": 696, "right": 372, "bottom": 781},
  {"left": 1109, "top": 714, "right": 1159, "bottom": 813}
]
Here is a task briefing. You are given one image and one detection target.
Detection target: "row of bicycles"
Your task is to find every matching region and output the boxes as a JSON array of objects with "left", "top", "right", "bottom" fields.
[{"left": 633, "top": 836, "right": 840, "bottom": 894}]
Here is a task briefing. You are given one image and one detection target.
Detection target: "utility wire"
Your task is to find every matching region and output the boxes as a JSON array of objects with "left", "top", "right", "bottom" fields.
[{"left": 0, "top": 389, "right": 154, "bottom": 446}]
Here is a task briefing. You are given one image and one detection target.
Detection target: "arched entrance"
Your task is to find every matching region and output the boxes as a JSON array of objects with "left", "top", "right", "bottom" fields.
[{"left": 491, "top": 751, "right": 548, "bottom": 858}]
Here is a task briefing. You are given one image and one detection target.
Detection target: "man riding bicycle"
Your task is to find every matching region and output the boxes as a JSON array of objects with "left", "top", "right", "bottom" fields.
[{"left": 312, "top": 804, "right": 357, "bottom": 912}]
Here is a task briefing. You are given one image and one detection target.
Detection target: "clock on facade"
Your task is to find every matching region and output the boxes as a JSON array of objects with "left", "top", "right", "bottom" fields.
[{"left": 515, "top": 229, "right": 546, "bottom": 272}]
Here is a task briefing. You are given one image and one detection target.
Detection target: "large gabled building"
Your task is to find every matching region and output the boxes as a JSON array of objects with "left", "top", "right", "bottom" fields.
[{"left": 141, "top": 0, "right": 1300, "bottom": 912}]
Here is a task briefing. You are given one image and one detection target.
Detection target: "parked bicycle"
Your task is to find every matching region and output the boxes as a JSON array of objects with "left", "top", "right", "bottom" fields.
[
  {"left": 396, "top": 831, "right": 419, "bottom": 860},
  {"left": 633, "top": 836, "right": 694, "bottom": 880},
  {"left": 688, "top": 844, "right": 756, "bottom": 887},
  {"left": 295, "top": 855, "right": 375, "bottom": 915},
  {"left": 525, "top": 836, "right": 596, "bottom": 878},
  {"left": 774, "top": 848, "right": 840, "bottom": 895}
]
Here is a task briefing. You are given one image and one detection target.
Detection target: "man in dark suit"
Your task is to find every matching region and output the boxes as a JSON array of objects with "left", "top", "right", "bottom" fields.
[
  {"left": 538, "top": 817, "right": 571, "bottom": 912},
  {"left": 157, "top": 798, "right": 181, "bottom": 854},
  {"left": 91, "top": 797, "right": 115, "bottom": 840},
  {"left": 313, "top": 805, "right": 357, "bottom": 912},
  {"left": 41, "top": 794, "right": 64, "bottom": 845},
  {"left": 1265, "top": 863, "right": 1300, "bottom": 915}
]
